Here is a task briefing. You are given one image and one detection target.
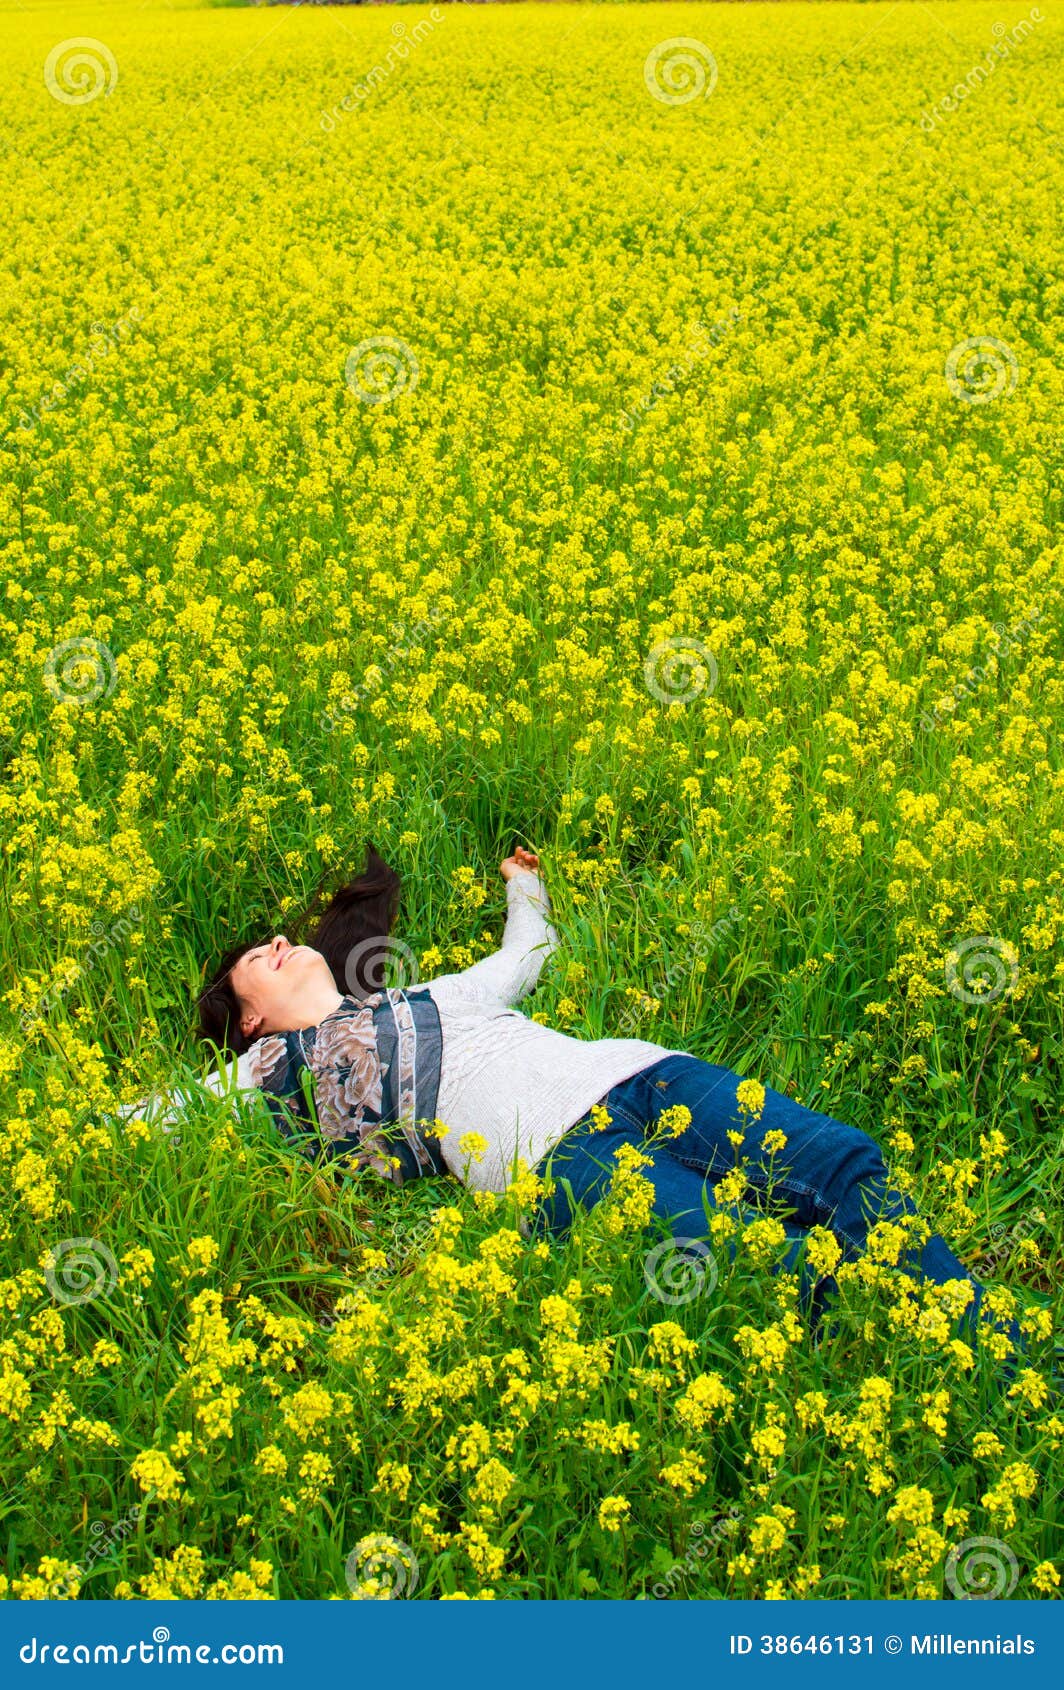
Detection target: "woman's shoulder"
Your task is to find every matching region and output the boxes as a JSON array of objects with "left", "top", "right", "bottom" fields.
[{"left": 245, "top": 1033, "right": 293, "bottom": 1090}]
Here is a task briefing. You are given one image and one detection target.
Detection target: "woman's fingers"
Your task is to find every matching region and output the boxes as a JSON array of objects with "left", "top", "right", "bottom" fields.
[{"left": 500, "top": 846, "right": 540, "bottom": 880}]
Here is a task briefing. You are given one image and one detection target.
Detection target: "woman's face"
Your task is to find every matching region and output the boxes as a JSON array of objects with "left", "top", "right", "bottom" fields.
[{"left": 230, "top": 935, "right": 339, "bottom": 1041}]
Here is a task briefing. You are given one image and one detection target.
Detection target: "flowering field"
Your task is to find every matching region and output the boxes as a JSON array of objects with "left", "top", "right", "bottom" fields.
[{"left": 2, "top": 0, "right": 1062, "bottom": 1601}]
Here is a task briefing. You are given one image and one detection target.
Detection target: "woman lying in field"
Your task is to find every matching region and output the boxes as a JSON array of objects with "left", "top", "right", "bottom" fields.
[{"left": 185, "top": 844, "right": 1025, "bottom": 1368}]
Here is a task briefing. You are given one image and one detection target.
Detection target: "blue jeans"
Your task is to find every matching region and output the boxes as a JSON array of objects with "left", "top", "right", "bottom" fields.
[{"left": 530, "top": 1053, "right": 1022, "bottom": 1360}]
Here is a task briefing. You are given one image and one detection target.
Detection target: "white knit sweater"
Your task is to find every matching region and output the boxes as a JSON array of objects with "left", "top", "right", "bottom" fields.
[
  {"left": 422, "top": 868, "right": 678, "bottom": 1193},
  {"left": 139, "top": 869, "right": 678, "bottom": 1195}
]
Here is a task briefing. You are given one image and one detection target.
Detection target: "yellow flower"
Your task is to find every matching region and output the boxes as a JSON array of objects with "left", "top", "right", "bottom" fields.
[
  {"left": 129, "top": 1450, "right": 184, "bottom": 1502},
  {"left": 579, "top": 1418, "right": 640, "bottom": 1455},
  {"left": 297, "top": 1451, "right": 334, "bottom": 1503},
  {"left": 456, "top": 1522, "right": 505, "bottom": 1581},
  {"left": 736, "top": 1079, "right": 766, "bottom": 1120},
  {"left": 981, "top": 1461, "right": 1038, "bottom": 1531},
  {"left": 373, "top": 1461, "right": 413, "bottom": 1501},
  {"left": 742, "top": 1217, "right": 788, "bottom": 1267},
  {"left": 1006, "top": 1368, "right": 1050, "bottom": 1409},
  {"left": 539, "top": 1295, "right": 580, "bottom": 1338},
  {"left": 456, "top": 1131, "right": 488, "bottom": 1166},
  {"left": 469, "top": 1458, "right": 515, "bottom": 1513},
  {"left": 750, "top": 1505, "right": 794, "bottom": 1557},
  {"left": 9, "top": 1557, "right": 82, "bottom": 1600},
  {"left": 647, "top": 1320, "right": 698, "bottom": 1375},
  {"left": 921, "top": 1388, "right": 951, "bottom": 1439},
  {"left": 120, "top": 1247, "right": 155, "bottom": 1287},
  {"left": 659, "top": 1448, "right": 706, "bottom": 1497},
  {"left": 887, "top": 1486, "right": 935, "bottom": 1529},
  {"left": 597, "top": 1496, "right": 631, "bottom": 1533},
  {"left": 675, "top": 1372, "right": 736, "bottom": 1432},
  {"left": 657, "top": 1102, "right": 692, "bottom": 1139},
  {"left": 805, "top": 1227, "right": 842, "bottom": 1278},
  {"left": 185, "top": 1235, "right": 220, "bottom": 1274}
]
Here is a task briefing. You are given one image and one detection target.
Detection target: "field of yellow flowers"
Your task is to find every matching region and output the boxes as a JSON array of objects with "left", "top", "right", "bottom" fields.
[{"left": 1, "top": 0, "right": 1062, "bottom": 1600}]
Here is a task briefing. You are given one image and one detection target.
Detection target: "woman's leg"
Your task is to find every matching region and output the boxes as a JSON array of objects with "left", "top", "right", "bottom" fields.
[
  {"left": 584, "top": 1053, "right": 1022, "bottom": 1356},
  {"left": 530, "top": 1106, "right": 832, "bottom": 1328}
]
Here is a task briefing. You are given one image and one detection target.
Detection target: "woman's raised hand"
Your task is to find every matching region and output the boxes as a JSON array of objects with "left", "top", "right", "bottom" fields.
[{"left": 500, "top": 845, "right": 540, "bottom": 882}]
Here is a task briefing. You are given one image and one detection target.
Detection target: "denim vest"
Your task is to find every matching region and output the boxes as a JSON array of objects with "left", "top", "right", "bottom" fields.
[{"left": 247, "top": 987, "right": 446, "bottom": 1184}]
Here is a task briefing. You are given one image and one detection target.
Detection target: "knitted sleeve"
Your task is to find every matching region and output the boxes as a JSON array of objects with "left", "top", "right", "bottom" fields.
[
  {"left": 424, "top": 868, "right": 559, "bottom": 1008},
  {"left": 111, "top": 1047, "right": 260, "bottom": 1142}
]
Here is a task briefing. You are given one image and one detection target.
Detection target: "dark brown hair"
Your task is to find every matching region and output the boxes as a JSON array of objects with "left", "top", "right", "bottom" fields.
[{"left": 197, "top": 842, "right": 401, "bottom": 1058}]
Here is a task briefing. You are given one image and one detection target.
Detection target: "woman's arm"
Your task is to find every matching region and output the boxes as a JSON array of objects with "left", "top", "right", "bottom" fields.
[
  {"left": 113, "top": 1050, "right": 259, "bottom": 1139},
  {"left": 426, "top": 858, "right": 558, "bottom": 1009}
]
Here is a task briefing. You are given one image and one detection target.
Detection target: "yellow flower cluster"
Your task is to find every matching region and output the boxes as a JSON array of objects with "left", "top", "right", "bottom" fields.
[{"left": 0, "top": 0, "right": 1060, "bottom": 1601}]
